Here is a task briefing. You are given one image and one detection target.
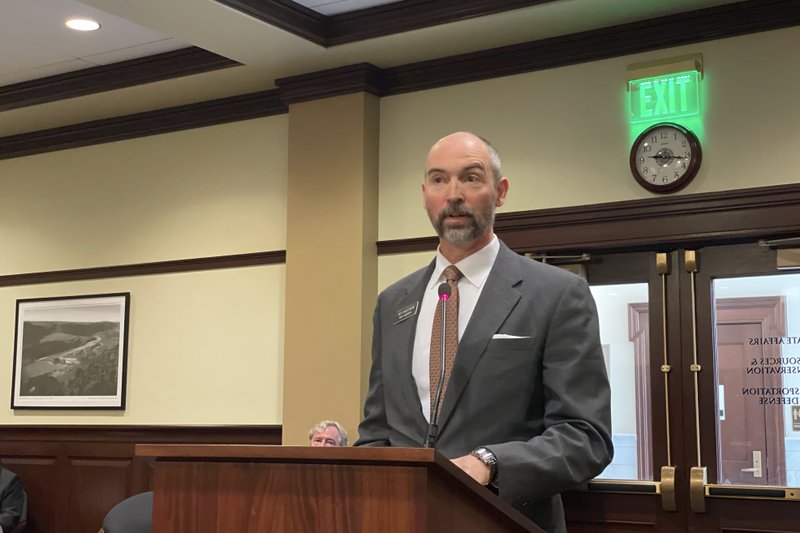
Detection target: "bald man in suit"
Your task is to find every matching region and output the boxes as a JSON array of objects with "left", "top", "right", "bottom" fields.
[{"left": 356, "top": 132, "right": 613, "bottom": 533}]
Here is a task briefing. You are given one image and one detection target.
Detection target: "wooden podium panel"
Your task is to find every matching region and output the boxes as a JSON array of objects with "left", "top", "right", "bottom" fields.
[{"left": 136, "top": 445, "right": 542, "bottom": 533}]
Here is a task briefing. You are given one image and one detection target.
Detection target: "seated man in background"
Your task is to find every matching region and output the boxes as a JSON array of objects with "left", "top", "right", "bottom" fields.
[
  {"left": 308, "top": 420, "right": 348, "bottom": 447},
  {"left": 0, "top": 466, "right": 25, "bottom": 533}
]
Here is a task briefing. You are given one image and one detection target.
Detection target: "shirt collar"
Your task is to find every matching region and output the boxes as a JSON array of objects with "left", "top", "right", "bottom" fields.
[{"left": 429, "top": 234, "right": 500, "bottom": 290}]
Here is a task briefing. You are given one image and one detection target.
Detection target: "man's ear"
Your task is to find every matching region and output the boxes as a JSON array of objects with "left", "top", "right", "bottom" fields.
[{"left": 495, "top": 177, "right": 509, "bottom": 207}]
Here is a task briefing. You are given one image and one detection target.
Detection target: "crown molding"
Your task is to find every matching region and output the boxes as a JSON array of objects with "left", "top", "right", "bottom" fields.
[
  {"left": 276, "top": 63, "right": 384, "bottom": 104},
  {"left": 382, "top": 0, "right": 800, "bottom": 95},
  {"left": 2, "top": 0, "right": 799, "bottom": 159},
  {"left": 327, "top": 0, "right": 555, "bottom": 46},
  {"left": 213, "top": 0, "right": 553, "bottom": 47},
  {"left": 0, "top": 90, "right": 286, "bottom": 160},
  {"left": 214, "top": 0, "right": 327, "bottom": 45},
  {"left": 0, "top": 47, "right": 239, "bottom": 113}
]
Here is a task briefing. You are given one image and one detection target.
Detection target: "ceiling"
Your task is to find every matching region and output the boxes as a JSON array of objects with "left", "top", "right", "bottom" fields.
[{"left": 0, "top": 0, "right": 770, "bottom": 139}]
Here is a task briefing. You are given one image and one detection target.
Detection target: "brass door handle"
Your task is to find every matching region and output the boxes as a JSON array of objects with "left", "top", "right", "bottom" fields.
[
  {"left": 661, "top": 465, "right": 677, "bottom": 511},
  {"left": 690, "top": 466, "right": 707, "bottom": 513}
]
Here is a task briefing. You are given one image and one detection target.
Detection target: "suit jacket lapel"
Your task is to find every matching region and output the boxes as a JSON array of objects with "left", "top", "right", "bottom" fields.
[
  {"left": 389, "top": 260, "right": 435, "bottom": 441},
  {"left": 437, "top": 244, "right": 523, "bottom": 431}
]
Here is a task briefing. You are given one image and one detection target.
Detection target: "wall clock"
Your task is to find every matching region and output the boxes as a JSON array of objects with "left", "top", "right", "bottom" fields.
[{"left": 629, "top": 122, "right": 701, "bottom": 193}]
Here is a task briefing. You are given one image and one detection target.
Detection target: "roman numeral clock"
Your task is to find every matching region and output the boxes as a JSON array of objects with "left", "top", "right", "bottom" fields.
[{"left": 629, "top": 122, "right": 702, "bottom": 193}]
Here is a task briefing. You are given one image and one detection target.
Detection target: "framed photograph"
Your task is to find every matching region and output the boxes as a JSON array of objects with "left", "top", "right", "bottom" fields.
[{"left": 11, "top": 293, "right": 130, "bottom": 409}]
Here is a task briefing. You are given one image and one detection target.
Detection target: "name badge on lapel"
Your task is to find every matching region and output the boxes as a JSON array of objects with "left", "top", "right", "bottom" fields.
[{"left": 393, "top": 301, "right": 419, "bottom": 324}]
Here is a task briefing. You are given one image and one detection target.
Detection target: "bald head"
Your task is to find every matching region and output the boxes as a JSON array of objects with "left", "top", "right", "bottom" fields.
[{"left": 427, "top": 132, "right": 502, "bottom": 185}]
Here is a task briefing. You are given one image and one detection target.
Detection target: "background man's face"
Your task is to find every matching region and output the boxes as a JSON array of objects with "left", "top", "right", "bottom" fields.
[{"left": 310, "top": 425, "right": 341, "bottom": 447}]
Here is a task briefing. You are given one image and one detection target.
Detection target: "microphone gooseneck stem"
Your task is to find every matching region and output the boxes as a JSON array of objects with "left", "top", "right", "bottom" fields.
[{"left": 426, "top": 293, "right": 448, "bottom": 448}]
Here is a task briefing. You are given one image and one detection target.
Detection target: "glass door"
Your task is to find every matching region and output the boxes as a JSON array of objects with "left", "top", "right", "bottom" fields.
[
  {"left": 562, "top": 250, "right": 689, "bottom": 532},
  {"left": 682, "top": 243, "right": 800, "bottom": 532},
  {"left": 563, "top": 243, "right": 800, "bottom": 532}
]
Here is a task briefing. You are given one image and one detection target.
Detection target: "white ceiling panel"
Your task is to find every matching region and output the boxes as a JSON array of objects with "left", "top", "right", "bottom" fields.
[
  {"left": 0, "top": 0, "right": 187, "bottom": 86},
  {"left": 293, "top": 0, "right": 402, "bottom": 16}
]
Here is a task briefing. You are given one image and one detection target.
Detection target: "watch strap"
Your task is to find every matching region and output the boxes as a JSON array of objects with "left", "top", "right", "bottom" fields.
[{"left": 471, "top": 446, "right": 498, "bottom": 484}]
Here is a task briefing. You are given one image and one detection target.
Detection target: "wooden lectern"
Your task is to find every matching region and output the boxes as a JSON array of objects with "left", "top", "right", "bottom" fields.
[{"left": 135, "top": 444, "right": 543, "bottom": 533}]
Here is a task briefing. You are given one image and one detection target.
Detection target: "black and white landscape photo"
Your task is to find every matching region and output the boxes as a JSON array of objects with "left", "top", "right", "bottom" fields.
[{"left": 11, "top": 293, "right": 130, "bottom": 409}]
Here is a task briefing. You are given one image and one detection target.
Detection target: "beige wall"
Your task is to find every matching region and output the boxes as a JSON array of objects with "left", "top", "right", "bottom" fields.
[
  {"left": 0, "top": 116, "right": 288, "bottom": 273},
  {"left": 3, "top": 24, "right": 799, "bottom": 433},
  {"left": 282, "top": 93, "right": 379, "bottom": 445},
  {"left": 1, "top": 265, "right": 284, "bottom": 424},
  {"left": 378, "top": 26, "right": 800, "bottom": 241},
  {"left": 0, "top": 116, "right": 288, "bottom": 425}
]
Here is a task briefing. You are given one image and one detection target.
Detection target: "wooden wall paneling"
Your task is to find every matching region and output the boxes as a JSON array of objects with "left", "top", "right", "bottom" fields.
[
  {"left": 0, "top": 457, "right": 58, "bottom": 533},
  {"left": 0, "top": 425, "right": 281, "bottom": 533}
]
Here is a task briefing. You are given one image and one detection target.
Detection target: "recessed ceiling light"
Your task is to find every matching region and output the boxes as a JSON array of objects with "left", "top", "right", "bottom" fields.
[{"left": 65, "top": 17, "right": 101, "bottom": 31}]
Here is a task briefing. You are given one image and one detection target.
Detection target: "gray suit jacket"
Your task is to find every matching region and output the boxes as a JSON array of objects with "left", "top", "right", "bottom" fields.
[
  {"left": 356, "top": 241, "right": 613, "bottom": 533},
  {"left": 0, "top": 467, "right": 24, "bottom": 532}
]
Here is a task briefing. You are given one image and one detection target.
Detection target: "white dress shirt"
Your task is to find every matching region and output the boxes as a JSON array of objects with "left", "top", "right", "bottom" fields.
[{"left": 412, "top": 235, "right": 500, "bottom": 421}]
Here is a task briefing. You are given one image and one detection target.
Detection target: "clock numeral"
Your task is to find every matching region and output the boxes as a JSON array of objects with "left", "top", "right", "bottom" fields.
[
  {"left": 674, "top": 172, "right": 681, "bottom": 179},
  {"left": 661, "top": 131, "right": 669, "bottom": 140},
  {"left": 639, "top": 157, "right": 645, "bottom": 163},
  {"left": 643, "top": 145, "right": 652, "bottom": 153},
  {"left": 642, "top": 166, "right": 649, "bottom": 174},
  {"left": 650, "top": 135, "right": 658, "bottom": 143},
  {"left": 663, "top": 177, "right": 669, "bottom": 183},
  {"left": 681, "top": 140, "right": 687, "bottom": 147}
]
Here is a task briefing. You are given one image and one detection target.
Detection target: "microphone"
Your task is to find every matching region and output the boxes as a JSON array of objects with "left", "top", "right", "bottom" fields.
[{"left": 425, "top": 282, "right": 451, "bottom": 448}]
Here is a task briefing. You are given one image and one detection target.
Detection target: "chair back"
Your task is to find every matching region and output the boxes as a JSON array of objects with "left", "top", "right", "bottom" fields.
[{"left": 101, "top": 491, "right": 153, "bottom": 533}]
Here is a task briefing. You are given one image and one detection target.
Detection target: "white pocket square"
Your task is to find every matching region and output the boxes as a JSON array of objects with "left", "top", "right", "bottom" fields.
[{"left": 492, "top": 334, "right": 531, "bottom": 339}]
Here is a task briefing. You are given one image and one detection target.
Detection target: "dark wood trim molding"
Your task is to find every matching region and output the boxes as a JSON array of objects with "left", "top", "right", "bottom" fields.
[
  {"left": 0, "top": 89, "right": 286, "bottom": 160},
  {"left": 377, "top": 184, "right": 800, "bottom": 255},
  {"left": 214, "top": 0, "right": 327, "bottom": 45},
  {"left": 382, "top": 0, "right": 800, "bottom": 95},
  {"left": 213, "top": 0, "right": 554, "bottom": 47},
  {"left": 0, "top": 250, "right": 286, "bottom": 287},
  {"left": 213, "top": 0, "right": 800, "bottom": 51},
  {"left": 245, "top": 0, "right": 800, "bottom": 102},
  {"left": 0, "top": 48, "right": 239, "bottom": 113},
  {"left": 0, "top": 424, "right": 281, "bottom": 442},
  {"left": 276, "top": 63, "right": 384, "bottom": 104},
  {"left": 326, "top": 0, "right": 557, "bottom": 46}
]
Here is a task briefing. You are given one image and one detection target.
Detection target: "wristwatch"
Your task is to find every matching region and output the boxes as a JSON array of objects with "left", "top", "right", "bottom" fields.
[{"left": 470, "top": 446, "right": 498, "bottom": 484}]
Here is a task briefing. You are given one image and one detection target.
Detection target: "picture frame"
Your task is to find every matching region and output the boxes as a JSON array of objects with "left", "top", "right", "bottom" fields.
[{"left": 11, "top": 293, "right": 130, "bottom": 410}]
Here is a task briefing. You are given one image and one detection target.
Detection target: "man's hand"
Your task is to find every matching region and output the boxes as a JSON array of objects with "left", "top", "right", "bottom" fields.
[{"left": 451, "top": 454, "right": 491, "bottom": 485}]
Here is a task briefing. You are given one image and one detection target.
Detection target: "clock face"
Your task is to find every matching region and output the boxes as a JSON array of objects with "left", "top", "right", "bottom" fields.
[{"left": 630, "top": 123, "right": 701, "bottom": 193}]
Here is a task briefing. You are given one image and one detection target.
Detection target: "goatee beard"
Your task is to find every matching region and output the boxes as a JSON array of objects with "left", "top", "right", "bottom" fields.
[{"left": 431, "top": 201, "right": 495, "bottom": 244}]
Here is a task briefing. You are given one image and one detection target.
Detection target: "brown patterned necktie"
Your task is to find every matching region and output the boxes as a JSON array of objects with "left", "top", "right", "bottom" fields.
[{"left": 429, "top": 265, "right": 463, "bottom": 418}]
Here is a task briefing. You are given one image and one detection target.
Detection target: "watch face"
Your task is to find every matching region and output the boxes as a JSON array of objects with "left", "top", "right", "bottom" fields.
[{"left": 630, "top": 122, "right": 701, "bottom": 193}]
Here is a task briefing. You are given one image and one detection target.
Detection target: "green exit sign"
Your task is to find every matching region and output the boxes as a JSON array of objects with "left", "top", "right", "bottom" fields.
[{"left": 629, "top": 70, "right": 700, "bottom": 124}]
